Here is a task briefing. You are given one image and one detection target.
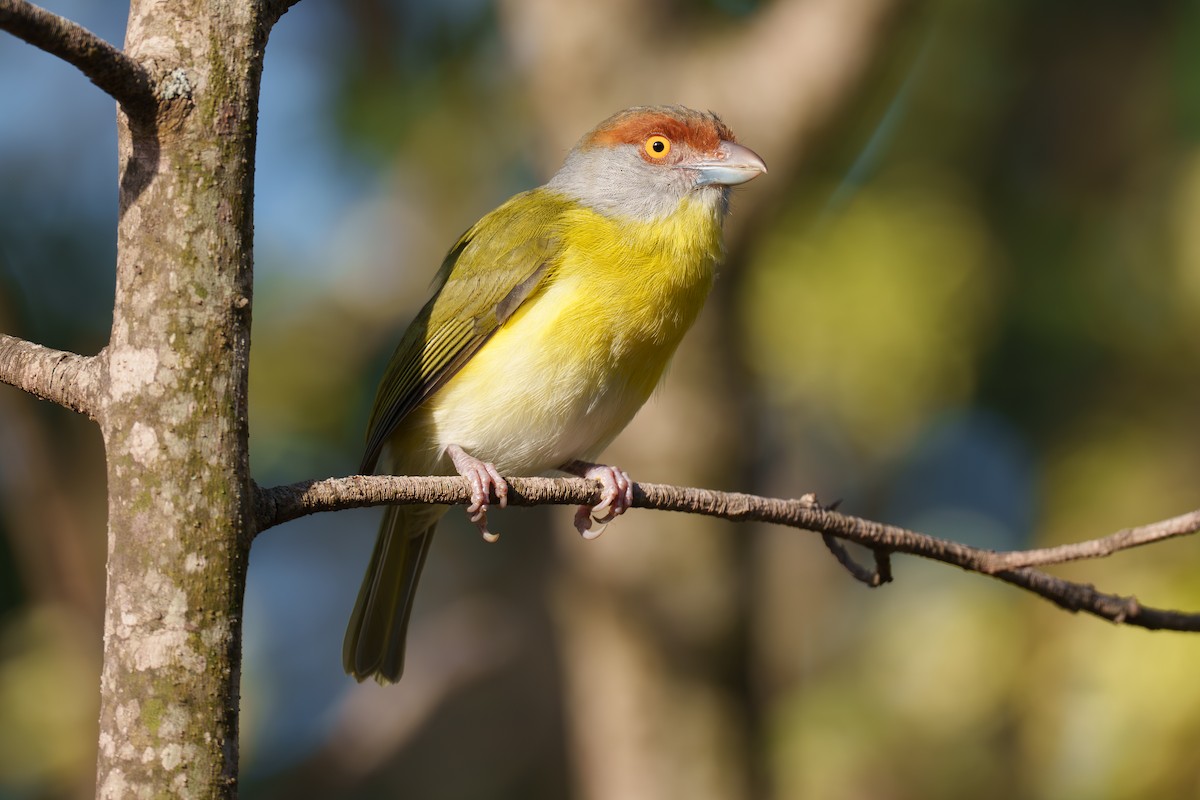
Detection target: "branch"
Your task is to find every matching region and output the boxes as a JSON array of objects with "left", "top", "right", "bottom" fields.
[
  {"left": 252, "top": 474, "right": 1200, "bottom": 632},
  {"left": 0, "top": 0, "right": 155, "bottom": 118},
  {"left": 0, "top": 334, "right": 102, "bottom": 420},
  {"left": 262, "top": 0, "right": 304, "bottom": 27},
  {"left": 982, "top": 509, "right": 1200, "bottom": 571}
]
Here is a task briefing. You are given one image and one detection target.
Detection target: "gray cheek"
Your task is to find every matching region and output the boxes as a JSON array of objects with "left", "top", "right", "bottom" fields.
[{"left": 546, "top": 149, "right": 697, "bottom": 221}]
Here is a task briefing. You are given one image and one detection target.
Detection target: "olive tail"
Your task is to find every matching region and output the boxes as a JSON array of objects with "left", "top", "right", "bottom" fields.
[{"left": 343, "top": 505, "right": 443, "bottom": 683}]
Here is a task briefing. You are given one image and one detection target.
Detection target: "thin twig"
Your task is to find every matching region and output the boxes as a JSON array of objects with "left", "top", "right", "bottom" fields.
[
  {"left": 0, "top": 0, "right": 155, "bottom": 118},
  {"left": 873, "top": 549, "right": 893, "bottom": 584},
  {"left": 982, "top": 509, "right": 1200, "bottom": 571},
  {"left": 0, "top": 334, "right": 102, "bottom": 420},
  {"left": 821, "top": 534, "right": 891, "bottom": 587},
  {"left": 251, "top": 474, "right": 1200, "bottom": 632},
  {"left": 817, "top": 497, "right": 893, "bottom": 587}
]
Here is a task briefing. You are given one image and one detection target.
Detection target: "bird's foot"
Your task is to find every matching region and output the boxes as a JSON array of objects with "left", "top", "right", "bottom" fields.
[
  {"left": 562, "top": 460, "right": 633, "bottom": 540},
  {"left": 447, "top": 444, "right": 507, "bottom": 543}
]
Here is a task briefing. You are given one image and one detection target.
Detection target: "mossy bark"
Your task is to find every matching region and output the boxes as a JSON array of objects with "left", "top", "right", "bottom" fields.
[{"left": 95, "top": 2, "right": 267, "bottom": 797}]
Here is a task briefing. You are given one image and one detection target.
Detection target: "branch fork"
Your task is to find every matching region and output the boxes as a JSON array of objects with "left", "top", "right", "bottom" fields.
[{"left": 0, "top": 0, "right": 156, "bottom": 119}]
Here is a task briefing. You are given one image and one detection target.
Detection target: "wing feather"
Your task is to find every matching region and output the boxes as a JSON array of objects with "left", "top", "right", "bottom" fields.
[{"left": 360, "top": 189, "right": 569, "bottom": 472}]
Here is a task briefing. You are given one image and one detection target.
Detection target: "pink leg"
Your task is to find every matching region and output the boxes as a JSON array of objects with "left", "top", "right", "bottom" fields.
[
  {"left": 447, "top": 444, "right": 507, "bottom": 543},
  {"left": 561, "top": 460, "right": 634, "bottom": 540}
]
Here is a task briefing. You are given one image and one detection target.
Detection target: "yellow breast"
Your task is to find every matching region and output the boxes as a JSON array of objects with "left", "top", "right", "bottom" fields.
[{"left": 415, "top": 196, "right": 724, "bottom": 475}]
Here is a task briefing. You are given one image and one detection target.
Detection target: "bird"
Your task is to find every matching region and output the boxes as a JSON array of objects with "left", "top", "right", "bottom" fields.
[{"left": 343, "top": 105, "right": 766, "bottom": 684}]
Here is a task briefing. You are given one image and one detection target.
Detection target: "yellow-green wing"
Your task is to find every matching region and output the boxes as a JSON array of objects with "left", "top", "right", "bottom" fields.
[{"left": 360, "top": 189, "right": 571, "bottom": 472}]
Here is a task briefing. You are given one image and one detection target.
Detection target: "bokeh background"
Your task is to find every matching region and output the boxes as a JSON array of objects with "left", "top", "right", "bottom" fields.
[{"left": 4, "top": 0, "right": 1200, "bottom": 798}]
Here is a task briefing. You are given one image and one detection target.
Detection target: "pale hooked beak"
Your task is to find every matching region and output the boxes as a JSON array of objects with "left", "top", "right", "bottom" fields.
[{"left": 689, "top": 140, "right": 768, "bottom": 186}]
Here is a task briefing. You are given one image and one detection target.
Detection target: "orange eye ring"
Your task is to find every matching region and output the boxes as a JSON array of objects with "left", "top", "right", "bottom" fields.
[{"left": 644, "top": 135, "right": 671, "bottom": 159}]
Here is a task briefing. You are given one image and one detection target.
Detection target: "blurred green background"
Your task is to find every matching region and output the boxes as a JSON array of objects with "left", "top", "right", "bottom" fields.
[{"left": 4, "top": 0, "right": 1200, "bottom": 798}]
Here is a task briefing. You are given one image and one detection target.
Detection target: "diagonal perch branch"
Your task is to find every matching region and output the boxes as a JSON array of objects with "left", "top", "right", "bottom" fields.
[
  {"left": 0, "top": 0, "right": 155, "bottom": 118},
  {"left": 252, "top": 473, "right": 1200, "bottom": 633},
  {"left": 0, "top": 334, "right": 103, "bottom": 420}
]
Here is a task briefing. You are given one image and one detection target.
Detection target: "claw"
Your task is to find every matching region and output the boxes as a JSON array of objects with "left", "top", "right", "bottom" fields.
[
  {"left": 447, "top": 444, "right": 507, "bottom": 543},
  {"left": 574, "top": 506, "right": 606, "bottom": 539},
  {"left": 562, "top": 461, "right": 633, "bottom": 539}
]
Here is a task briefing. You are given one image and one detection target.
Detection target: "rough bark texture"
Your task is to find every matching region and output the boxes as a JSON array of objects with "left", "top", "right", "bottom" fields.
[
  {"left": 94, "top": 2, "right": 265, "bottom": 797},
  {"left": 0, "top": 335, "right": 101, "bottom": 418}
]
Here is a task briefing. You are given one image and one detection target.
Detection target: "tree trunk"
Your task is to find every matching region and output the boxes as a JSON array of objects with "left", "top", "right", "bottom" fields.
[{"left": 94, "top": 2, "right": 265, "bottom": 796}]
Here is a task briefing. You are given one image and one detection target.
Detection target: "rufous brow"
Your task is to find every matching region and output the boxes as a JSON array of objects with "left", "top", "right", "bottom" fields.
[{"left": 585, "top": 109, "right": 736, "bottom": 153}]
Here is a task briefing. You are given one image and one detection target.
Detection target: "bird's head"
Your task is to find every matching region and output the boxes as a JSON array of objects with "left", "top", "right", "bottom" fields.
[{"left": 546, "top": 105, "right": 767, "bottom": 221}]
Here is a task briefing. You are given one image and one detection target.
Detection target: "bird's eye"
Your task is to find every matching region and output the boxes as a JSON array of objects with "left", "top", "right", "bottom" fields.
[{"left": 644, "top": 135, "right": 671, "bottom": 159}]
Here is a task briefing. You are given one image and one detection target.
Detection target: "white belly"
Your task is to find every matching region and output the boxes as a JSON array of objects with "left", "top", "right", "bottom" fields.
[{"left": 428, "top": 277, "right": 653, "bottom": 475}]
